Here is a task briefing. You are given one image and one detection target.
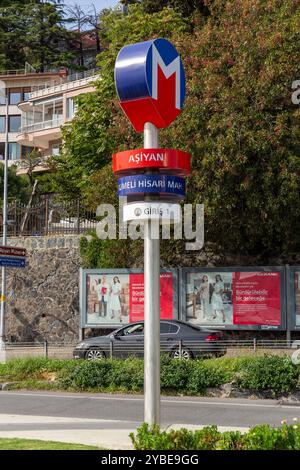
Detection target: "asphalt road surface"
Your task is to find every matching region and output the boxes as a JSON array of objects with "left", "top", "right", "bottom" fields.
[{"left": 0, "top": 391, "right": 299, "bottom": 430}]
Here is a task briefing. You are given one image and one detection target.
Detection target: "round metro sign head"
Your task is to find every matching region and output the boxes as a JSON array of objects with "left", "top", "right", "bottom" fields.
[{"left": 115, "top": 38, "right": 186, "bottom": 132}]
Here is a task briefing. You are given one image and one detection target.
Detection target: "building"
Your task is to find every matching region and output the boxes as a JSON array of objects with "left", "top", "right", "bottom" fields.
[
  {"left": 0, "top": 67, "right": 64, "bottom": 166},
  {"left": 71, "top": 30, "right": 99, "bottom": 70},
  {"left": 16, "top": 69, "right": 99, "bottom": 174}
]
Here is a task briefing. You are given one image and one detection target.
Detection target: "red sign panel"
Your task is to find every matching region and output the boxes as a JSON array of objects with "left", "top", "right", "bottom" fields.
[
  {"left": 113, "top": 148, "right": 190, "bottom": 175},
  {"left": 129, "top": 272, "right": 174, "bottom": 322},
  {"left": 232, "top": 271, "right": 281, "bottom": 325},
  {"left": 0, "top": 246, "right": 26, "bottom": 257}
]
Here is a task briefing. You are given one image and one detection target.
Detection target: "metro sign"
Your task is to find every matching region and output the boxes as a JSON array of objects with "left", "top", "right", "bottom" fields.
[
  {"left": 113, "top": 148, "right": 190, "bottom": 175},
  {"left": 118, "top": 174, "right": 185, "bottom": 198},
  {"left": 115, "top": 38, "right": 186, "bottom": 131}
]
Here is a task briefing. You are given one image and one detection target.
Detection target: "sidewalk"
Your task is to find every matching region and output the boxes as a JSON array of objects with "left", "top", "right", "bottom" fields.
[{"left": 0, "top": 414, "right": 249, "bottom": 450}]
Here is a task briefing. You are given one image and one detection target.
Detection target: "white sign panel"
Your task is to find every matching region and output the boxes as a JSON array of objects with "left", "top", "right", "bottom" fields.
[{"left": 123, "top": 202, "right": 181, "bottom": 224}]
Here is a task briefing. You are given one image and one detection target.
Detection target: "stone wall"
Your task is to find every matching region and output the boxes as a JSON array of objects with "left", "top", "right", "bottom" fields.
[{"left": 2, "top": 236, "right": 81, "bottom": 343}]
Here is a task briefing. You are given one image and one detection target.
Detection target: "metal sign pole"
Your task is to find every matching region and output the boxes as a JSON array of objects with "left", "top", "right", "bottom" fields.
[
  {"left": 143, "top": 122, "right": 160, "bottom": 425},
  {"left": 115, "top": 37, "right": 186, "bottom": 425},
  {"left": 0, "top": 94, "right": 9, "bottom": 350}
]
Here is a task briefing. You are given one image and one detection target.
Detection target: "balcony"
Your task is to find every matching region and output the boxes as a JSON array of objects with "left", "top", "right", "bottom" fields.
[
  {"left": 0, "top": 64, "right": 63, "bottom": 78},
  {"left": 29, "top": 68, "right": 99, "bottom": 100},
  {"left": 0, "top": 69, "right": 27, "bottom": 76},
  {"left": 17, "top": 116, "right": 63, "bottom": 148},
  {"left": 19, "top": 116, "right": 63, "bottom": 134}
]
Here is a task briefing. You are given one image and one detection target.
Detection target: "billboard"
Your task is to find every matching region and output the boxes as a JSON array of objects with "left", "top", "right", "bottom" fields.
[
  {"left": 80, "top": 269, "right": 178, "bottom": 328},
  {"left": 180, "top": 267, "right": 286, "bottom": 330},
  {"left": 286, "top": 267, "right": 300, "bottom": 331}
]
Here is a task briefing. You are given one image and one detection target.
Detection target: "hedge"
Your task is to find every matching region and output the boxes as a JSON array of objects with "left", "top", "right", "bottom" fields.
[
  {"left": 1, "top": 355, "right": 300, "bottom": 397},
  {"left": 57, "top": 355, "right": 300, "bottom": 396},
  {"left": 130, "top": 423, "right": 300, "bottom": 450}
]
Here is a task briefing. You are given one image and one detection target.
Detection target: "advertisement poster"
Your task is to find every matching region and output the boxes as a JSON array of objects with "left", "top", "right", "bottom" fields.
[
  {"left": 186, "top": 272, "right": 233, "bottom": 326},
  {"left": 294, "top": 271, "right": 300, "bottom": 327},
  {"left": 129, "top": 272, "right": 173, "bottom": 322},
  {"left": 85, "top": 271, "right": 175, "bottom": 327},
  {"left": 185, "top": 270, "right": 281, "bottom": 328}
]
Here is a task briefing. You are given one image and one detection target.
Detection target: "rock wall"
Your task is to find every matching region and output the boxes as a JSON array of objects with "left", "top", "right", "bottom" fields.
[{"left": 2, "top": 236, "right": 81, "bottom": 343}]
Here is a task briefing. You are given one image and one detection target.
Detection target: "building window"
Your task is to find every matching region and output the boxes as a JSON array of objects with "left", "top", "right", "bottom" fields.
[
  {"left": 0, "top": 116, "right": 5, "bottom": 133},
  {"left": 67, "top": 98, "right": 76, "bottom": 119},
  {"left": 9, "top": 90, "right": 22, "bottom": 105},
  {"left": 9, "top": 115, "right": 21, "bottom": 132},
  {"left": 8, "top": 142, "right": 21, "bottom": 160},
  {"left": 23, "top": 88, "right": 31, "bottom": 102}
]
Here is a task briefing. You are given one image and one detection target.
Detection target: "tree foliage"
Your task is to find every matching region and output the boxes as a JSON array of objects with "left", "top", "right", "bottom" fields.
[
  {"left": 140, "top": 0, "right": 207, "bottom": 17},
  {"left": 50, "top": 1, "right": 300, "bottom": 263},
  {"left": 0, "top": 164, "right": 30, "bottom": 204},
  {"left": 0, "top": 1, "right": 75, "bottom": 71}
]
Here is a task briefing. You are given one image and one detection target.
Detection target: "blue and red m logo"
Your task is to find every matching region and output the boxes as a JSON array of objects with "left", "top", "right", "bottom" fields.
[{"left": 115, "top": 38, "right": 186, "bottom": 132}]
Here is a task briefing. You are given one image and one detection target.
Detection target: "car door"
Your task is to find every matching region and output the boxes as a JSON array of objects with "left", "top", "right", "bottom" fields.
[
  {"left": 160, "top": 322, "right": 180, "bottom": 353},
  {"left": 113, "top": 323, "right": 144, "bottom": 358}
]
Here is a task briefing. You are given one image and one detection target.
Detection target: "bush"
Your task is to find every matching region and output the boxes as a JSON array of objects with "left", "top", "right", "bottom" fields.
[
  {"left": 0, "top": 357, "right": 78, "bottom": 380},
  {"left": 236, "top": 355, "right": 299, "bottom": 395},
  {"left": 58, "top": 360, "right": 114, "bottom": 390},
  {"left": 107, "top": 358, "right": 144, "bottom": 391},
  {"left": 187, "top": 360, "right": 230, "bottom": 393},
  {"left": 130, "top": 423, "right": 300, "bottom": 450},
  {"left": 2, "top": 355, "right": 300, "bottom": 397},
  {"left": 160, "top": 356, "right": 193, "bottom": 391}
]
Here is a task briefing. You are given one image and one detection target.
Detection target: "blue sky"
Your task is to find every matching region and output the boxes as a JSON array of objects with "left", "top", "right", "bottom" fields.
[{"left": 63, "top": 0, "right": 119, "bottom": 13}]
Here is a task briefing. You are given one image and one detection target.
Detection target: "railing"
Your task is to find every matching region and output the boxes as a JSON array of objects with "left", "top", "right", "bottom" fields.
[
  {"left": 4, "top": 341, "right": 76, "bottom": 360},
  {"left": 19, "top": 117, "right": 63, "bottom": 134},
  {"left": 99, "top": 339, "right": 300, "bottom": 358},
  {"left": 30, "top": 68, "right": 100, "bottom": 97},
  {"left": 0, "top": 196, "right": 98, "bottom": 237},
  {"left": 0, "top": 66, "right": 60, "bottom": 77},
  {"left": 0, "top": 69, "right": 26, "bottom": 76},
  {"left": 66, "top": 68, "right": 100, "bottom": 84},
  {"left": 2, "top": 339, "right": 300, "bottom": 361}
]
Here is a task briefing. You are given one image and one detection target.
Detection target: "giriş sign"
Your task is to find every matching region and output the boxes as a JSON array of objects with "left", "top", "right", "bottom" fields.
[{"left": 115, "top": 38, "right": 186, "bottom": 132}]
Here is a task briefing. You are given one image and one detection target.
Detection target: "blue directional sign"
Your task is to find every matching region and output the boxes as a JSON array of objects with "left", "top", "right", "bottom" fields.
[
  {"left": 0, "top": 256, "right": 26, "bottom": 268},
  {"left": 118, "top": 174, "right": 185, "bottom": 197}
]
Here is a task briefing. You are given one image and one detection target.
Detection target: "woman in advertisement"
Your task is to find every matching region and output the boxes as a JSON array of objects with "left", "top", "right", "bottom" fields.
[
  {"left": 211, "top": 274, "right": 226, "bottom": 322},
  {"left": 199, "top": 275, "right": 210, "bottom": 319},
  {"left": 110, "top": 276, "right": 122, "bottom": 321}
]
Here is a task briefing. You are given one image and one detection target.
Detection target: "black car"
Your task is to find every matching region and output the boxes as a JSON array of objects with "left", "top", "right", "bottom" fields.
[{"left": 73, "top": 320, "right": 226, "bottom": 360}]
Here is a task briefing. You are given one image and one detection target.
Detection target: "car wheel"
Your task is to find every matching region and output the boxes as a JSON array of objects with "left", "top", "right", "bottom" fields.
[
  {"left": 171, "top": 348, "right": 192, "bottom": 360},
  {"left": 86, "top": 349, "right": 105, "bottom": 361}
]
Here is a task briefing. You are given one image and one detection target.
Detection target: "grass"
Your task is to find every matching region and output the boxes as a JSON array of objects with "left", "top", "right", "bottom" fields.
[{"left": 0, "top": 438, "right": 102, "bottom": 450}]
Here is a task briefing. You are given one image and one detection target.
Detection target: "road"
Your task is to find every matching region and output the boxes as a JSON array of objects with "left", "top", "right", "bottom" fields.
[{"left": 0, "top": 391, "right": 299, "bottom": 448}]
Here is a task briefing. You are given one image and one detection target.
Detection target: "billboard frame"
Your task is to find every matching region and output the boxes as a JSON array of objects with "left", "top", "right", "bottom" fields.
[
  {"left": 80, "top": 268, "right": 179, "bottom": 329},
  {"left": 179, "top": 266, "right": 287, "bottom": 331},
  {"left": 286, "top": 266, "right": 300, "bottom": 331}
]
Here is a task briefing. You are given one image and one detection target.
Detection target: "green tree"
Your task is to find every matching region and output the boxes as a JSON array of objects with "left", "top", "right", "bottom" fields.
[
  {"left": 0, "top": 4, "right": 27, "bottom": 70},
  {"left": 141, "top": 0, "right": 206, "bottom": 17},
  {"left": 0, "top": 1, "right": 75, "bottom": 71},
  {"left": 51, "top": 1, "right": 300, "bottom": 264},
  {"left": 24, "top": 1, "right": 74, "bottom": 72},
  {"left": 0, "top": 164, "right": 30, "bottom": 203}
]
